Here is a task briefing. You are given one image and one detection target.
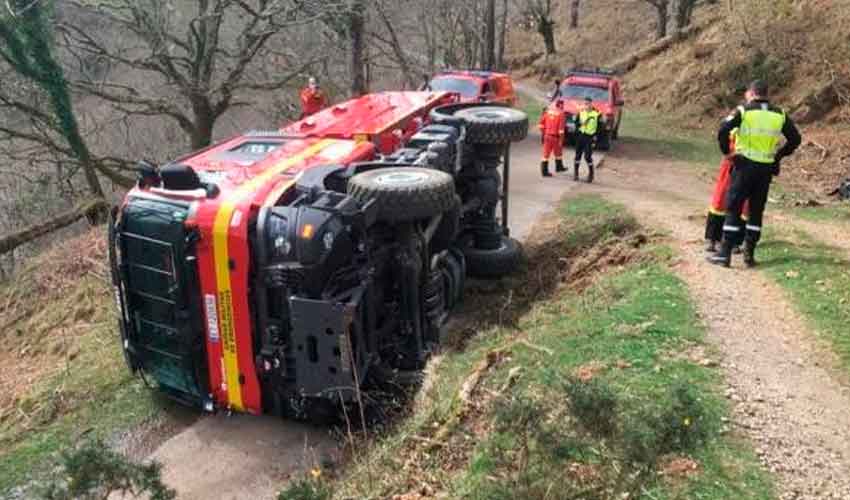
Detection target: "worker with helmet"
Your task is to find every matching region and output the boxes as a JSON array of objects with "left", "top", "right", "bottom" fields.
[
  {"left": 538, "top": 99, "right": 567, "bottom": 177},
  {"left": 708, "top": 80, "right": 802, "bottom": 268},
  {"left": 300, "top": 77, "right": 327, "bottom": 118}
]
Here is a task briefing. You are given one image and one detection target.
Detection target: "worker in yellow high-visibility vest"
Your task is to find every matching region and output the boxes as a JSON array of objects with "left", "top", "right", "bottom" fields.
[
  {"left": 572, "top": 97, "right": 600, "bottom": 183},
  {"left": 708, "top": 80, "right": 801, "bottom": 268}
]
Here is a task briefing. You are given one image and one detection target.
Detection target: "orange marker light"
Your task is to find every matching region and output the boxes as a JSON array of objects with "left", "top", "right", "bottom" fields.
[{"left": 301, "top": 224, "right": 314, "bottom": 239}]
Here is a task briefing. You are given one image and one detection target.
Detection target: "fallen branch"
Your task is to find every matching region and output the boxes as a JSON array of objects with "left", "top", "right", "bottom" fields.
[
  {"left": 427, "top": 348, "right": 507, "bottom": 450},
  {"left": 0, "top": 199, "right": 108, "bottom": 256}
]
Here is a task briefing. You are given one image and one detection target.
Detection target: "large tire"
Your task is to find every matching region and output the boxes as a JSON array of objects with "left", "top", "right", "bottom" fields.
[
  {"left": 463, "top": 235, "right": 522, "bottom": 279},
  {"left": 348, "top": 167, "right": 456, "bottom": 223},
  {"left": 454, "top": 107, "right": 528, "bottom": 144}
]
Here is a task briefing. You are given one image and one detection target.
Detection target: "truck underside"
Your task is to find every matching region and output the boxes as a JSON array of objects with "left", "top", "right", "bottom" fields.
[{"left": 108, "top": 92, "right": 528, "bottom": 419}]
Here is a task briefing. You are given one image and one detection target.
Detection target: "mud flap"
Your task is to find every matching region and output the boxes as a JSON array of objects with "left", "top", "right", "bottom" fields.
[{"left": 288, "top": 295, "right": 366, "bottom": 400}]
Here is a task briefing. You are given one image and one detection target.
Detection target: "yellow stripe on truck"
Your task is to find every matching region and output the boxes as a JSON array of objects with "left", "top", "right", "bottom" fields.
[{"left": 213, "top": 139, "right": 336, "bottom": 410}]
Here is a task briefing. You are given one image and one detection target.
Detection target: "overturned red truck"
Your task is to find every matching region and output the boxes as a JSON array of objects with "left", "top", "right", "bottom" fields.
[{"left": 108, "top": 91, "right": 527, "bottom": 419}]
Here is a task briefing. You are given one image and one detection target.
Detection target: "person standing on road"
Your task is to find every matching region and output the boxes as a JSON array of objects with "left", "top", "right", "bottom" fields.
[
  {"left": 538, "top": 99, "right": 567, "bottom": 177},
  {"left": 708, "top": 80, "right": 802, "bottom": 268},
  {"left": 573, "top": 97, "right": 600, "bottom": 183},
  {"left": 299, "top": 77, "right": 327, "bottom": 118}
]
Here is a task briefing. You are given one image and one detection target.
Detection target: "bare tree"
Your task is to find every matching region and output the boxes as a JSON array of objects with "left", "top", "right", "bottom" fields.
[
  {"left": 0, "top": 0, "right": 132, "bottom": 202},
  {"left": 497, "top": 0, "right": 509, "bottom": 69},
  {"left": 674, "top": 0, "right": 697, "bottom": 31},
  {"left": 640, "top": 0, "right": 670, "bottom": 39},
  {"left": 60, "top": 0, "right": 332, "bottom": 150},
  {"left": 570, "top": 0, "right": 580, "bottom": 29},
  {"left": 520, "top": 0, "right": 557, "bottom": 55},
  {"left": 484, "top": 0, "right": 496, "bottom": 69}
]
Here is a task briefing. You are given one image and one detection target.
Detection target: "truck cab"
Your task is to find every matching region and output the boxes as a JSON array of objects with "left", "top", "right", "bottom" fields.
[
  {"left": 552, "top": 68, "right": 625, "bottom": 150},
  {"left": 426, "top": 70, "right": 517, "bottom": 107}
]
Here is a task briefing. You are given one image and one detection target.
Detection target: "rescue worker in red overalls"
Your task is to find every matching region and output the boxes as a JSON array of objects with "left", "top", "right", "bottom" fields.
[
  {"left": 299, "top": 77, "right": 327, "bottom": 118},
  {"left": 538, "top": 99, "right": 567, "bottom": 177},
  {"left": 705, "top": 128, "right": 750, "bottom": 252}
]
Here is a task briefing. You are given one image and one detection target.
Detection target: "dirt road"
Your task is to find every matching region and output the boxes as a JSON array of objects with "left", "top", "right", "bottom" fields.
[
  {"left": 580, "top": 141, "right": 850, "bottom": 500},
  {"left": 143, "top": 125, "right": 597, "bottom": 499}
]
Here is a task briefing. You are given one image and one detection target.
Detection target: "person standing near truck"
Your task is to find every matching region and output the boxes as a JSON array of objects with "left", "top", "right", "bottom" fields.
[
  {"left": 538, "top": 99, "right": 567, "bottom": 177},
  {"left": 708, "top": 80, "right": 801, "bottom": 268},
  {"left": 299, "top": 77, "right": 327, "bottom": 118},
  {"left": 573, "top": 97, "right": 600, "bottom": 183}
]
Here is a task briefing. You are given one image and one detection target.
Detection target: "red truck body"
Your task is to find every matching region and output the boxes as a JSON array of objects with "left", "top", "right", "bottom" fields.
[{"left": 116, "top": 91, "right": 453, "bottom": 414}]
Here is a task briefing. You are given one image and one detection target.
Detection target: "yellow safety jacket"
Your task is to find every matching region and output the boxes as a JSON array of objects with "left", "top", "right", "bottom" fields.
[
  {"left": 578, "top": 109, "right": 600, "bottom": 135},
  {"left": 735, "top": 105, "right": 786, "bottom": 164}
]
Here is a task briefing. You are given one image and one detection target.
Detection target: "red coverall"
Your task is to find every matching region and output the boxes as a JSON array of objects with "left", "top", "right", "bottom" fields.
[
  {"left": 705, "top": 136, "right": 750, "bottom": 243},
  {"left": 300, "top": 87, "right": 327, "bottom": 117},
  {"left": 538, "top": 108, "right": 566, "bottom": 161}
]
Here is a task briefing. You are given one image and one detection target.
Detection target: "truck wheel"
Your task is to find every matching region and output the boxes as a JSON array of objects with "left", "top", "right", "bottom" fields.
[
  {"left": 431, "top": 196, "right": 461, "bottom": 252},
  {"left": 454, "top": 107, "right": 528, "bottom": 144},
  {"left": 348, "top": 167, "right": 456, "bottom": 223},
  {"left": 463, "top": 235, "right": 522, "bottom": 279}
]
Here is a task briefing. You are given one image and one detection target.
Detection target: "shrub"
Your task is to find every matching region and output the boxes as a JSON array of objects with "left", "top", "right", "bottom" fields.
[
  {"left": 564, "top": 377, "right": 618, "bottom": 437},
  {"left": 278, "top": 475, "right": 333, "bottom": 500},
  {"left": 41, "top": 440, "right": 175, "bottom": 500},
  {"left": 621, "top": 383, "right": 718, "bottom": 466}
]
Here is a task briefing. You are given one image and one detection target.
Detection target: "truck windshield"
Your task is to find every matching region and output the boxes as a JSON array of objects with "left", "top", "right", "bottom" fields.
[
  {"left": 429, "top": 77, "right": 480, "bottom": 98},
  {"left": 560, "top": 84, "right": 610, "bottom": 102}
]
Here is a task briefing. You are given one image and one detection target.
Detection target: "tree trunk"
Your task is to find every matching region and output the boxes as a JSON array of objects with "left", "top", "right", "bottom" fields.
[
  {"left": 538, "top": 18, "right": 556, "bottom": 55},
  {"left": 191, "top": 96, "right": 215, "bottom": 150},
  {"left": 0, "top": 199, "right": 109, "bottom": 256},
  {"left": 674, "top": 0, "right": 695, "bottom": 30},
  {"left": 484, "top": 0, "right": 496, "bottom": 69},
  {"left": 349, "top": 0, "right": 367, "bottom": 96},
  {"left": 654, "top": 1, "right": 669, "bottom": 39},
  {"left": 570, "top": 0, "right": 580, "bottom": 29},
  {"left": 496, "top": 0, "right": 509, "bottom": 69}
]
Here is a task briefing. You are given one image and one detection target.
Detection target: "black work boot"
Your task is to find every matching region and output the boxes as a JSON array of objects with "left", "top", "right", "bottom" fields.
[
  {"left": 587, "top": 163, "right": 594, "bottom": 183},
  {"left": 573, "top": 163, "right": 580, "bottom": 181},
  {"left": 707, "top": 242, "right": 732, "bottom": 267},
  {"left": 705, "top": 240, "right": 717, "bottom": 253},
  {"left": 743, "top": 241, "right": 758, "bottom": 268},
  {"left": 555, "top": 159, "right": 566, "bottom": 173},
  {"left": 541, "top": 161, "right": 552, "bottom": 177}
]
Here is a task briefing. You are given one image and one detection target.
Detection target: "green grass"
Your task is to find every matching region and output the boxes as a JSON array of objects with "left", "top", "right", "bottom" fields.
[
  {"left": 518, "top": 90, "right": 546, "bottom": 126},
  {"left": 758, "top": 230, "right": 850, "bottom": 372},
  {"left": 619, "top": 108, "right": 719, "bottom": 167},
  {"left": 317, "top": 195, "right": 773, "bottom": 500},
  {"left": 791, "top": 202, "right": 850, "bottom": 224},
  {"left": 0, "top": 276, "right": 174, "bottom": 493}
]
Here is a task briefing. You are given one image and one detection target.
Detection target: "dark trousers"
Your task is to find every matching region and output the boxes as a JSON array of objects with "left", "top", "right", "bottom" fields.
[
  {"left": 723, "top": 159, "right": 772, "bottom": 246},
  {"left": 705, "top": 212, "right": 725, "bottom": 242},
  {"left": 574, "top": 133, "right": 594, "bottom": 166}
]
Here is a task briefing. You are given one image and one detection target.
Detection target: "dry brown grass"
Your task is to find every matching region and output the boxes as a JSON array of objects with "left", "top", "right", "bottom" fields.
[{"left": 0, "top": 228, "right": 110, "bottom": 432}]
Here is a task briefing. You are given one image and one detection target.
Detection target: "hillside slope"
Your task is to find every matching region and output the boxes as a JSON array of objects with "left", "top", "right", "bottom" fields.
[{"left": 511, "top": 0, "right": 849, "bottom": 198}]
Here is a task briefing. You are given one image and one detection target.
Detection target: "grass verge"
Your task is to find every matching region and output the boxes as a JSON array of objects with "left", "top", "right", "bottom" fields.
[
  {"left": 618, "top": 108, "right": 718, "bottom": 167},
  {"left": 758, "top": 230, "right": 850, "bottom": 373},
  {"left": 790, "top": 202, "right": 850, "bottom": 224},
  {"left": 280, "top": 195, "right": 772, "bottom": 500},
  {"left": 0, "top": 231, "right": 174, "bottom": 494},
  {"left": 517, "top": 90, "right": 546, "bottom": 126}
]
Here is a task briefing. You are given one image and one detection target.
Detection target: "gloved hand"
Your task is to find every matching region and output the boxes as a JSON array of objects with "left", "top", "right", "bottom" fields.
[{"left": 771, "top": 159, "right": 782, "bottom": 177}]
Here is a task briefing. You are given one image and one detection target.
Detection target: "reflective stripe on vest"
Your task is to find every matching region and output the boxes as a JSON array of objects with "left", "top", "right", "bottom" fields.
[
  {"left": 579, "top": 110, "right": 600, "bottom": 135},
  {"left": 736, "top": 104, "right": 785, "bottom": 164}
]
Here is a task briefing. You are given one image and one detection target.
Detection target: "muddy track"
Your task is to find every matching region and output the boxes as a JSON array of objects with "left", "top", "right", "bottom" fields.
[{"left": 582, "top": 142, "right": 850, "bottom": 500}]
